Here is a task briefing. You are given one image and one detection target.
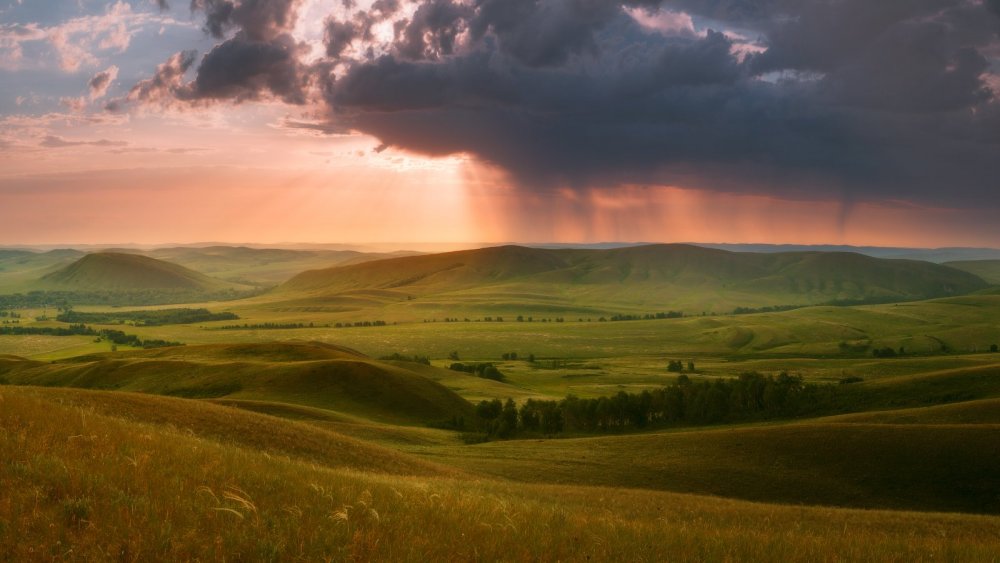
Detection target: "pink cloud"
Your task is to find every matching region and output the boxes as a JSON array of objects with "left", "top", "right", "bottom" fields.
[{"left": 624, "top": 7, "right": 696, "bottom": 37}]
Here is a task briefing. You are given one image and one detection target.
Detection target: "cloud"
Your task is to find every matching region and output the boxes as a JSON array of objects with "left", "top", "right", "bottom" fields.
[
  {"left": 60, "top": 97, "right": 88, "bottom": 112},
  {"left": 322, "top": 0, "right": 402, "bottom": 59},
  {"left": 47, "top": 1, "right": 140, "bottom": 72},
  {"left": 89, "top": 65, "right": 120, "bottom": 100},
  {"left": 115, "top": 0, "right": 1000, "bottom": 209},
  {"left": 40, "top": 135, "right": 128, "bottom": 148},
  {"left": 0, "top": 23, "right": 45, "bottom": 70},
  {"left": 189, "top": 33, "right": 309, "bottom": 103},
  {"left": 191, "top": 0, "right": 303, "bottom": 42},
  {"left": 394, "top": 0, "right": 471, "bottom": 61},
  {"left": 320, "top": 0, "right": 1000, "bottom": 206},
  {"left": 113, "top": 50, "right": 197, "bottom": 109},
  {"left": 2, "top": 1, "right": 179, "bottom": 72}
]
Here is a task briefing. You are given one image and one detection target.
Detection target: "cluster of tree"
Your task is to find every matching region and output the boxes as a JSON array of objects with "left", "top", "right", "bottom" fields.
[
  {"left": 98, "top": 329, "right": 182, "bottom": 349},
  {"left": 0, "top": 323, "right": 94, "bottom": 337},
  {"left": 379, "top": 353, "right": 431, "bottom": 365},
  {"left": 667, "top": 360, "right": 695, "bottom": 372},
  {"left": 449, "top": 362, "right": 505, "bottom": 381},
  {"left": 0, "top": 289, "right": 265, "bottom": 308},
  {"left": 731, "top": 305, "right": 802, "bottom": 315},
  {"left": 56, "top": 308, "right": 238, "bottom": 326},
  {"left": 472, "top": 399, "right": 564, "bottom": 438},
  {"left": 472, "top": 372, "right": 823, "bottom": 439},
  {"left": 992, "top": 344, "right": 999, "bottom": 353},
  {"left": 334, "top": 320, "right": 388, "bottom": 328},
  {"left": 217, "top": 322, "right": 323, "bottom": 330},
  {"left": 0, "top": 324, "right": 181, "bottom": 349},
  {"left": 0, "top": 310, "right": 20, "bottom": 318}
]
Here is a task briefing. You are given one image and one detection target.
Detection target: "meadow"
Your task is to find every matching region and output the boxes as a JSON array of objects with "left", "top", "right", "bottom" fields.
[{"left": 2, "top": 245, "right": 1000, "bottom": 560}]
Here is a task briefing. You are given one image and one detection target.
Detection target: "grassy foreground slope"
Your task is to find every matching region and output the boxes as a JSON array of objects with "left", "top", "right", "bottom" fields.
[
  {"left": 2, "top": 386, "right": 1000, "bottom": 561},
  {"left": 414, "top": 420, "right": 1000, "bottom": 515},
  {"left": 275, "top": 244, "right": 988, "bottom": 315},
  {"left": 40, "top": 252, "right": 248, "bottom": 292},
  {"left": 0, "top": 342, "right": 474, "bottom": 425}
]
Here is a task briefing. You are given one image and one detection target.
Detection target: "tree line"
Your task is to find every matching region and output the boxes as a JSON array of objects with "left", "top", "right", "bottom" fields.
[
  {"left": 470, "top": 372, "right": 825, "bottom": 439},
  {"left": 217, "top": 322, "right": 324, "bottom": 330},
  {"left": 0, "top": 289, "right": 264, "bottom": 308},
  {"left": 0, "top": 324, "right": 182, "bottom": 349},
  {"left": 57, "top": 308, "right": 238, "bottom": 326}
]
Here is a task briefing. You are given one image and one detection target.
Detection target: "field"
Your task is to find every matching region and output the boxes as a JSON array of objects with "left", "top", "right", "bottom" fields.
[{"left": 2, "top": 246, "right": 1000, "bottom": 559}]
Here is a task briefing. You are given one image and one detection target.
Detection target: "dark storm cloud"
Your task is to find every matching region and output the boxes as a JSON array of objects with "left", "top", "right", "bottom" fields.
[
  {"left": 320, "top": 0, "right": 1000, "bottom": 205},
  {"left": 324, "top": 0, "right": 402, "bottom": 59},
  {"left": 394, "top": 0, "right": 471, "bottom": 60},
  {"left": 190, "top": 33, "right": 308, "bottom": 103},
  {"left": 324, "top": 18, "right": 359, "bottom": 58},
  {"left": 330, "top": 34, "right": 867, "bottom": 191},
  {"left": 123, "top": 0, "right": 1000, "bottom": 207},
  {"left": 190, "top": 0, "right": 302, "bottom": 41},
  {"left": 117, "top": 0, "right": 310, "bottom": 106},
  {"left": 467, "top": 0, "right": 624, "bottom": 67},
  {"left": 746, "top": 0, "right": 998, "bottom": 112}
]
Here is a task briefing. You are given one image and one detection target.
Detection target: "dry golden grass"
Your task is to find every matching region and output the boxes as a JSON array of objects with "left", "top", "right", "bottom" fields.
[{"left": 2, "top": 386, "right": 1000, "bottom": 561}]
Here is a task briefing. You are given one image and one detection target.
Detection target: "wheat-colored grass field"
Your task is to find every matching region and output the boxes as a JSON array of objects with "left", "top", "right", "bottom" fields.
[{"left": 3, "top": 386, "right": 1000, "bottom": 562}]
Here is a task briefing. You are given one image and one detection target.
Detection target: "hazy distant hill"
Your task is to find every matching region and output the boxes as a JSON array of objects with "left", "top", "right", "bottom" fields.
[
  {"left": 40, "top": 252, "right": 244, "bottom": 292},
  {"left": 694, "top": 244, "right": 1000, "bottom": 264},
  {"left": 945, "top": 260, "right": 1000, "bottom": 285},
  {"left": 100, "top": 246, "right": 423, "bottom": 286},
  {"left": 0, "top": 249, "right": 85, "bottom": 292},
  {"left": 278, "top": 245, "right": 988, "bottom": 313}
]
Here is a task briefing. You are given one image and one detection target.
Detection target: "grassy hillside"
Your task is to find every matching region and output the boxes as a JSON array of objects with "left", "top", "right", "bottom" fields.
[
  {"left": 275, "top": 244, "right": 988, "bottom": 315},
  {"left": 40, "top": 252, "right": 247, "bottom": 292},
  {"left": 821, "top": 397, "right": 1000, "bottom": 424},
  {"left": 0, "top": 342, "right": 474, "bottom": 425},
  {"left": 415, "top": 421, "right": 1000, "bottom": 514},
  {"left": 3, "top": 385, "right": 1000, "bottom": 561},
  {"left": 117, "top": 246, "right": 422, "bottom": 286},
  {"left": 0, "top": 249, "right": 84, "bottom": 292},
  {"left": 946, "top": 259, "right": 1000, "bottom": 284}
]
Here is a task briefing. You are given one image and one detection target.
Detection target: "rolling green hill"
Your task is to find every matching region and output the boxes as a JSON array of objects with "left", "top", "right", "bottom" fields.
[
  {"left": 39, "top": 252, "right": 247, "bottom": 292},
  {"left": 0, "top": 248, "right": 84, "bottom": 291},
  {"left": 0, "top": 342, "right": 473, "bottom": 425},
  {"left": 107, "top": 246, "right": 423, "bottom": 286},
  {"left": 946, "top": 259, "right": 1000, "bottom": 284},
  {"left": 276, "top": 244, "right": 988, "bottom": 314}
]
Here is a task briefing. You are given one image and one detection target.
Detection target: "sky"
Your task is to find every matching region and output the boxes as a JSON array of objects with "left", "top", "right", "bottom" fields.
[{"left": 1, "top": 0, "right": 1000, "bottom": 247}]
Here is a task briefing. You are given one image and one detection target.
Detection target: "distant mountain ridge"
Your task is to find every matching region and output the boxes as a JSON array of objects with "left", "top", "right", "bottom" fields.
[{"left": 278, "top": 244, "right": 989, "bottom": 312}]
